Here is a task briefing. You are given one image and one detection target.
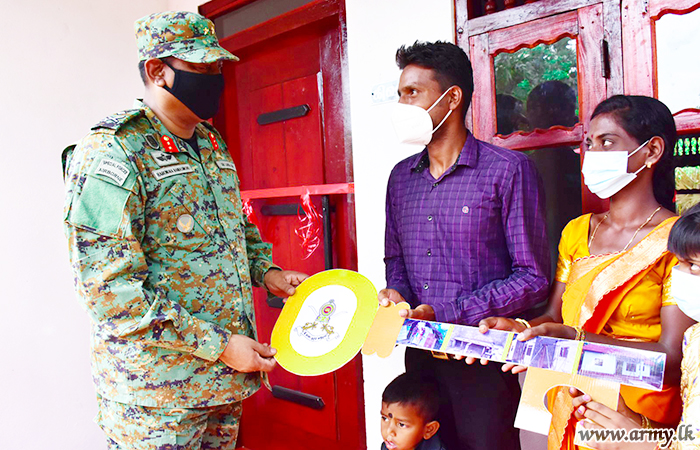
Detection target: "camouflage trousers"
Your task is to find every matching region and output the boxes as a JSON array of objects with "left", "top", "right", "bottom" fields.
[{"left": 95, "top": 395, "right": 242, "bottom": 450}]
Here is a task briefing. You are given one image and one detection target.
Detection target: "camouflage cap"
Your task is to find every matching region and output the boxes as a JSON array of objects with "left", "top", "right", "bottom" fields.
[{"left": 135, "top": 11, "right": 238, "bottom": 63}]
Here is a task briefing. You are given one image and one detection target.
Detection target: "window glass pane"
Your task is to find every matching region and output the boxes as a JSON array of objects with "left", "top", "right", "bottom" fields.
[
  {"left": 494, "top": 38, "right": 579, "bottom": 135},
  {"left": 214, "top": 0, "right": 315, "bottom": 39},
  {"left": 674, "top": 133, "right": 700, "bottom": 214},
  {"left": 526, "top": 146, "right": 582, "bottom": 274},
  {"left": 656, "top": 8, "right": 700, "bottom": 113}
]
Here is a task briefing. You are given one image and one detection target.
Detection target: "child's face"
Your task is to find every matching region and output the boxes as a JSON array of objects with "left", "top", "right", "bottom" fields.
[
  {"left": 676, "top": 255, "right": 700, "bottom": 275},
  {"left": 380, "top": 402, "right": 439, "bottom": 450}
]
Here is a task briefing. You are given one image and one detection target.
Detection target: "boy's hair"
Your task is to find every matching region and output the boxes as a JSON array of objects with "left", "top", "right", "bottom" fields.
[
  {"left": 382, "top": 372, "right": 441, "bottom": 422},
  {"left": 668, "top": 202, "right": 700, "bottom": 260},
  {"left": 396, "top": 41, "right": 474, "bottom": 120}
]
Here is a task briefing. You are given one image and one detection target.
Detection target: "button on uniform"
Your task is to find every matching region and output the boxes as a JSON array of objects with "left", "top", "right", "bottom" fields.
[{"left": 423, "top": 283, "right": 429, "bottom": 290}]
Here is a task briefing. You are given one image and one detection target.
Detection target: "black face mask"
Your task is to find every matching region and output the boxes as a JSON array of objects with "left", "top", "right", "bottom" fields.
[{"left": 162, "top": 60, "right": 224, "bottom": 120}]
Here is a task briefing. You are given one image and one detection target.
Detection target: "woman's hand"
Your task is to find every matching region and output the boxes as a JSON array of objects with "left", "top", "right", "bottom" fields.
[
  {"left": 517, "top": 322, "right": 577, "bottom": 342},
  {"left": 570, "top": 392, "right": 652, "bottom": 450},
  {"left": 572, "top": 391, "right": 641, "bottom": 425}
]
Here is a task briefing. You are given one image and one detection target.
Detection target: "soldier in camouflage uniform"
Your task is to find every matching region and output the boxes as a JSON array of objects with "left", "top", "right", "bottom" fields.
[{"left": 62, "top": 11, "right": 307, "bottom": 449}]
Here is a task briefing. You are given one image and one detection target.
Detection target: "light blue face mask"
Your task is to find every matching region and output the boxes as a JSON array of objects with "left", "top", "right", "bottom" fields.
[
  {"left": 671, "top": 266, "right": 700, "bottom": 321},
  {"left": 581, "top": 139, "right": 650, "bottom": 199}
]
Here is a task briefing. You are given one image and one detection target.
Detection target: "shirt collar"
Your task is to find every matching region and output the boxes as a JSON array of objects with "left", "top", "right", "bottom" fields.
[
  {"left": 409, "top": 132, "right": 478, "bottom": 173},
  {"left": 135, "top": 99, "right": 213, "bottom": 160},
  {"left": 416, "top": 434, "right": 444, "bottom": 450}
]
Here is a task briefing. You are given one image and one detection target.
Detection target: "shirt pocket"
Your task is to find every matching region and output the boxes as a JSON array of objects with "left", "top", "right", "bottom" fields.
[
  {"left": 211, "top": 163, "right": 247, "bottom": 240},
  {"left": 443, "top": 188, "right": 500, "bottom": 254},
  {"left": 150, "top": 181, "right": 216, "bottom": 256}
]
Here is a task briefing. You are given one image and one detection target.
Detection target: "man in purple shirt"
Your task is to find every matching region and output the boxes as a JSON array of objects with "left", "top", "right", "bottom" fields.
[{"left": 379, "top": 41, "right": 550, "bottom": 450}]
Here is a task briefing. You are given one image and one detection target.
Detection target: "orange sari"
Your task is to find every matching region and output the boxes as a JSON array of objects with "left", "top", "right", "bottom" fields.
[{"left": 548, "top": 215, "right": 682, "bottom": 450}]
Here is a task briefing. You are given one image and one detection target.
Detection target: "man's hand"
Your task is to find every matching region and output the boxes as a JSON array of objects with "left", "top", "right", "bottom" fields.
[
  {"left": 378, "top": 288, "right": 406, "bottom": 307},
  {"left": 463, "top": 317, "right": 528, "bottom": 368},
  {"left": 400, "top": 304, "right": 436, "bottom": 321},
  {"left": 377, "top": 289, "right": 435, "bottom": 321},
  {"left": 264, "top": 269, "right": 308, "bottom": 297},
  {"left": 219, "top": 335, "right": 277, "bottom": 373}
]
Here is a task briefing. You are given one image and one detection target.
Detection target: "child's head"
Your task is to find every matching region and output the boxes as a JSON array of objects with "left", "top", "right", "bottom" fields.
[
  {"left": 380, "top": 372, "right": 440, "bottom": 450},
  {"left": 668, "top": 202, "right": 700, "bottom": 320}
]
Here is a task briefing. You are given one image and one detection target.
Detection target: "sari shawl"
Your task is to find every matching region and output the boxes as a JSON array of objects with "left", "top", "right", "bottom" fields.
[{"left": 548, "top": 216, "right": 682, "bottom": 450}]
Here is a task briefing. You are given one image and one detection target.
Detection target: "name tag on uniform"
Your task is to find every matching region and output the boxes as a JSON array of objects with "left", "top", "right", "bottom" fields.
[
  {"left": 150, "top": 150, "right": 179, "bottom": 167},
  {"left": 216, "top": 160, "right": 236, "bottom": 171},
  {"left": 96, "top": 159, "right": 130, "bottom": 186},
  {"left": 153, "top": 164, "right": 194, "bottom": 181}
]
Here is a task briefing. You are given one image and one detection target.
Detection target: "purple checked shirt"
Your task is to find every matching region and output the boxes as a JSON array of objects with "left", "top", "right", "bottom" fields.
[{"left": 385, "top": 133, "right": 550, "bottom": 325}]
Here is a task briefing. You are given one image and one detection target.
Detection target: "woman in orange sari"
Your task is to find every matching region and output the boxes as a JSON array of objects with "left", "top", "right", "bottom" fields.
[{"left": 474, "top": 95, "right": 695, "bottom": 449}]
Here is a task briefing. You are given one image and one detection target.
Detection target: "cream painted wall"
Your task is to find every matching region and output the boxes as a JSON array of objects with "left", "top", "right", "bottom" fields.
[
  {"left": 1, "top": 1, "right": 539, "bottom": 449},
  {"left": 344, "top": 1, "right": 455, "bottom": 448},
  {"left": 0, "top": 1, "right": 204, "bottom": 448}
]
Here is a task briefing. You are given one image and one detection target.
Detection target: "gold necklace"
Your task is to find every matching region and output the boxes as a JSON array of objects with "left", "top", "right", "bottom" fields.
[{"left": 588, "top": 206, "right": 662, "bottom": 252}]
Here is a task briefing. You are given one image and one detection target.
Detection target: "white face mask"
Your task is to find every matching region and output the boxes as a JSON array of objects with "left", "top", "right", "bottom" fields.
[
  {"left": 391, "top": 88, "right": 454, "bottom": 146},
  {"left": 671, "top": 266, "right": 700, "bottom": 321},
  {"left": 581, "top": 139, "right": 651, "bottom": 199}
]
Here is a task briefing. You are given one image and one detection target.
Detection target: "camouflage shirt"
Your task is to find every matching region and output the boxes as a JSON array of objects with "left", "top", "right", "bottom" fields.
[{"left": 63, "top": 100, "right": 276, "bottom": 408}]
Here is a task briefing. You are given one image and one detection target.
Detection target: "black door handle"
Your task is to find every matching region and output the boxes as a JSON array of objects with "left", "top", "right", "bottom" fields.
[
  {"left": 266, "top": 293, "right": 285, "bottom": 309},
  {"left": 271, "top": 385, "right": 325, "bottom": 410}
]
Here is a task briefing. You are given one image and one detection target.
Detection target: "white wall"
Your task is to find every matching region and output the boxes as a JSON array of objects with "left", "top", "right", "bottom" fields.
[
  {"left": 0, "top": 1, "right": 204, "bottom": 448},
  {"left": 344, "top": 1, "right": 455, "bottom": 448}
]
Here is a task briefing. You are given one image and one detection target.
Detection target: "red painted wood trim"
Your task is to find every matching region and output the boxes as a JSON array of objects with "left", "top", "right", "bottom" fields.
[
  {"left": 240, "top": 183, "right": 355, "bottom": 200},
  {"left": 622, "top": 0, "right": 654, "bottom": 95},
  {"left": 455, "top": 0, "right": 470, "bottom": 49},
  {"left": 199, "top": 0, "right": 256, "bottom": 19},
  {"left": 577, "top": 4, "right": 608, "bottom": 214},
  {"left": 603, "top": 0, "right": 624, "bottom": 97},
  {"left": 674, "top": 109, "right": 700, "bottom": 134},
  {"left": 488, "top": 10, "right": 578, "bottom": 54},
  {"left": 219, "top": 0, "right": 340, "bottom": 53},
  {"left": 467, "top": 0, "right": 602, "bottom": 36},
  {"left": 649, "top": 0, "right": 700, "bottom": 19},
  {"left": 493, "top": 124, "right": 584, "bottom": 150},
  {"left": 577, "top": 4, "right": 606, "bottom": 130},
  {"left": 469, "top": 34, "right": 495, "bottom": 141}
]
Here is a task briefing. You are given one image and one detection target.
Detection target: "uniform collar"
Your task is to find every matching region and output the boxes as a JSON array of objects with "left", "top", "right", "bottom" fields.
[
  {"left": 135, "top": 99, "right": 216, "bottom": 162},
  {"left": 409, "top": 132, "right": 478, "bottom": 173}
]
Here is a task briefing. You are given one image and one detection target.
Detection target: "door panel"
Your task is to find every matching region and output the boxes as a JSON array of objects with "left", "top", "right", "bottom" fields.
[
  {"left": 249, "top": 84, "right": 286, "bottom": 188},
  {"left": 210, "top": 2, "right": 363, "bottom": 448},
  {"left": 282, "top": 74, "right": 325, "bottom": 187}
]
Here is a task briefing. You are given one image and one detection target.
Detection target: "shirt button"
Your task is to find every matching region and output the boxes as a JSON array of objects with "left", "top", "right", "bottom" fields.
[
  {"left": 433, "top": 183, "right": 438, "bottom": 188},
  {"left": 427, "top": 249, "right": 432, "bottom": 256},
  {"left": 427, "top": 215, "right": 433, "bottom": 221},
  {"left": 423, "top": 283, "right": 429, "bottom": 290}
]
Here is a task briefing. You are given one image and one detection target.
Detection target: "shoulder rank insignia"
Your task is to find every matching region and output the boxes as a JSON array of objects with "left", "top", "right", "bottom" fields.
[
  {"left": 91, "top": 109, "right": 144, "bottom": 132},
  {"left": 208, "top": 132, "right": 220, "bottom": 151}
]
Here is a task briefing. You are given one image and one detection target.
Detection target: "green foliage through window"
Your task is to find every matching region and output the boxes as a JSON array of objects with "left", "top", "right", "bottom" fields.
[{"left": 494, "top": 38, "right": 578, "bottom": 111}]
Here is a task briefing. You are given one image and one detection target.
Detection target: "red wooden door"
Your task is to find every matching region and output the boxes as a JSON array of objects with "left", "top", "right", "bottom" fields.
[{"left": 206, "top": 1, "right": 364, "bottom": 449}]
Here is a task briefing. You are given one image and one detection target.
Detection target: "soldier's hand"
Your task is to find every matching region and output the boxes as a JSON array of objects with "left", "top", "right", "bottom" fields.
[
  {"left": 264, "top": 269, "right": 308, "bottom": 298},
  {"left": 219, "top": 335, "right": 277, "bottom": 373},
  {"left": 378, "top": 288, "right": 406, "bottom": 307}
]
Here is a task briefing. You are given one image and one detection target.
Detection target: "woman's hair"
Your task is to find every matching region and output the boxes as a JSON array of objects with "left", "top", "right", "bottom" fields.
[
  {"left": 668, "top": 202, "right": 700, "bottom": 260},
  {"left": 590, "top": 95, "right": 677, "bottom": 211}
]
